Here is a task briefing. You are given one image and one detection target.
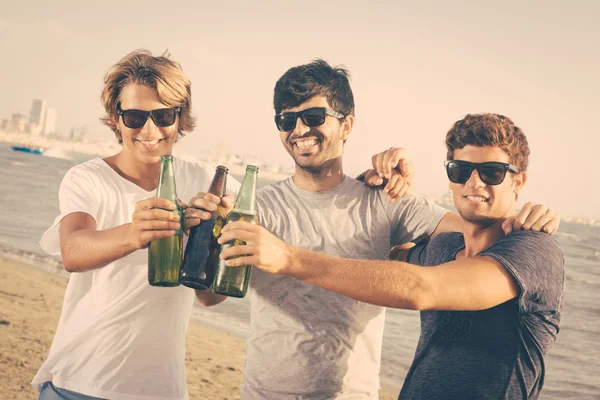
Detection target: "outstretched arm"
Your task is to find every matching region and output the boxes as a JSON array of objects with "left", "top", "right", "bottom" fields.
[{"left": 218, "top": 221, "right": 519, "bottom": 311}]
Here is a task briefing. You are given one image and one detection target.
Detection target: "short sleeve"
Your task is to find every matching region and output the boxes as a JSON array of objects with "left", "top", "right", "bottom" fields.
[
  {"left": 385, "top": 192, "right": 448, "bottom": 246},
  {"left": 479, "top": 231, "right": 565, "bottom": 314},
  {"left": 39, "top": 166, "right": 100, "bottom": 256},
  {"left": 407, "top": 241, "right": 428, "bottom": 265}
]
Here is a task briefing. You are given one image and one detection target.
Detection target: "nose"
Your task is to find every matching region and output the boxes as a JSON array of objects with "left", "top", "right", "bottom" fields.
[
  {"left": 140, "top": 115, "right": 159, "bottom": 133},
  {"left": 465, "top": 168, "right": 486, "bottom": 188},
  {"left": 292, "top": 116, "right": 311, "bottom": 137}
]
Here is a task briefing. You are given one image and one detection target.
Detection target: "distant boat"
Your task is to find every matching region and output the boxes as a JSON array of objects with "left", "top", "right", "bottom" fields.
[{"left": 12, "top": 145, "right": 44, "bottom": 155}]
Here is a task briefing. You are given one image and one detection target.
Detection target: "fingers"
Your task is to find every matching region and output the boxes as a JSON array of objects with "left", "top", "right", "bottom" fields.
[
  {"left": 221, "top": 194, "right": 235, "bottom": 208},
  {"left": 384, "top": 173, "right": 404, "bottom": 201},
  {"left": 135, "top": 197, "right": 176, "bottom": 212},
  {"left": 220, "top": 244, "right": 255, "bottom": 260},
  {"left": 542, "top": 213, "right": 560, "bottom": 235},
  {"left": 502, "top": 217, "right": 514, "bottom": 235},
  {"left": 363, "top": 169, "right": 384, "bottom": 187},
  {"left": 372, "top": 153, "right": 385, "bottom": 178},
  {"left": 511, "top": 202, "right": 533, "bottom": 231},
  {"left": 520, "top": 203, "right": 547, "bottom": 231},
  {"left": 133, "top": 208, "right": 181, "bottom": 222},
  {"left": 184, "top": 217, "right": 201, "bottom": 230},
  {"left": 383, "top": 172, "right": 411, "bottom": 202},
  {"left": 184, "top": 207, "right": 212, "bottom": 221},
  {"left": 221, "top": 220, "right": 258, "bottom": 233},
  {"left": 140, "top": 229, "right": 178, "bottom": 244},
  {"left": 189, "top": 196, "right": 218, "bottom": 212},
  {"left": 218, "top": 223, "right": 259, "bottom": 244},
  {"left": 135, "top": 220, "right": 181, "bottom": 231},
  {"left": 383, "top": 147, "right": 408, "bottom": 178},
  {"left": 508, "top": 203, "right": 560, "bottom": 236}
]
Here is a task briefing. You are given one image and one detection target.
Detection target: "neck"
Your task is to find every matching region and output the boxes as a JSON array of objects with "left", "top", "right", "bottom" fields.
[
  {"left": 292, "top": 158, "right": 345, "bottom": 192},
  {"left": 459, "top": 218, "right": 507, "bottom": 258}
]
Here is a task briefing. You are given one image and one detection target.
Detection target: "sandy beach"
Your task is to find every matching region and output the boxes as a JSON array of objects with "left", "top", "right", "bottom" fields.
[{"left": 0, "top": 256, "right": 399, "bottom": 399}]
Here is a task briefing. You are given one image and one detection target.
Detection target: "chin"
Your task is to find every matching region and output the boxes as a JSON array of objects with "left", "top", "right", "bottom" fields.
[{"left": 459, "top": 210, "right": 499, "bottom": 228}]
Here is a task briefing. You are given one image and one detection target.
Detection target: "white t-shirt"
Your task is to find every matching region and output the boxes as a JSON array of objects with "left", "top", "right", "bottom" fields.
[
  {"left": 32, "top": 156, "right": 238, "bottom": 400},
  {"left": 242, "top": 177, "right": 448, "bottom": 399}
]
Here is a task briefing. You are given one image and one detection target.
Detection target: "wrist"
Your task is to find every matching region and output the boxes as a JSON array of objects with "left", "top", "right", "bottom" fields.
[{"left": 122, "top": 223, "right": 142, "bottom": 251}]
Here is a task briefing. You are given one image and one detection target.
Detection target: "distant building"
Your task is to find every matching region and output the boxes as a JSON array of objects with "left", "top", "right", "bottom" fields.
[
  {"left": 10, "top": 113, "right": 29, "bottom": 133},
  {"left": 30, "top": 99, "right": 46, "bottom": 136},
  {"left": 43, "top": 108, "right": 57, "bottom": 135}
]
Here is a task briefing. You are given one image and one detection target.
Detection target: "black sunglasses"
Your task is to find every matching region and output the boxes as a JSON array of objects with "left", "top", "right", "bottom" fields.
[
  {"left": 445, "top": 160, "right": 520, "bottom": 186},
  {"left": 117, "top": 106, "right": 181, "bottom": 129},
  {"left": 274, "top": 107, "right": 344, "bottom": 132}
]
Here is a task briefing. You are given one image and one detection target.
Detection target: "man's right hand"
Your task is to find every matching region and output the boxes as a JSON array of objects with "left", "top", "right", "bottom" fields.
[{"left": 129, "top": 197, "right": 181, "bottom": 249}]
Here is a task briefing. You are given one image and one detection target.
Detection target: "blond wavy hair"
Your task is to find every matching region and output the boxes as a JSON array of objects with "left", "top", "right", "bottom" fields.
[{"left": 100, "top": 50, "right": 195, "bottom": 143}]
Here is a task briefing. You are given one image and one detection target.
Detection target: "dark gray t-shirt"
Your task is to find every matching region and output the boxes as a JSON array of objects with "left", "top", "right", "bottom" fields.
[{"left": 400, "top": 231, "right": 564, "bottom": 400}]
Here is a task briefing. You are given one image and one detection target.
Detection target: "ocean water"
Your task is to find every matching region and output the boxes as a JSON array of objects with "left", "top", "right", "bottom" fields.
[{"left": 1, "top": 142, "right": 598, "bottom": 399}]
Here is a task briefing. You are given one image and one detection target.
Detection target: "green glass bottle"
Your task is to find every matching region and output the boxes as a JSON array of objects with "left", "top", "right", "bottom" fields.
[
  {"left": 212, "top": 165, "right": 259, "bottom": 298},
  {"left": 148, "top": 155, "right": 184, "bottom": 287},
  {"left": 180, "top": 166, "right": 228, "bottom": 290}
]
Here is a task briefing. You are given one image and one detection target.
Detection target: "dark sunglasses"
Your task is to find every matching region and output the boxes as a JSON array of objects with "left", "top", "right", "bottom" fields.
[
  {"left": 445, "top": 160, "right": 520, "bottom": 185},
  {"left": 274, "top": 107, "right": 344, "bottom": 132},
  {"left": 117, "top": 106, "right": 181, "bottom": 129}
]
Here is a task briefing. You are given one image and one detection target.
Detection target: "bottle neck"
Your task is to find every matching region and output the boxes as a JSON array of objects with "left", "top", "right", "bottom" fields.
[
  {"left": 208, "top": 169, "right": 228, "bottom": 197},
  {"left": 156, "top": 157, "right": 178, "bottom": 201},
  {"left": 233, "top": 169, "right": 258, "bottom": 215}
]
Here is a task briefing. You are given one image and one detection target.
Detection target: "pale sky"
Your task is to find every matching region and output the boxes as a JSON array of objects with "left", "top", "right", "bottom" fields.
[{"left": 1, "top": 1, "right": 599, "bottom": 219}]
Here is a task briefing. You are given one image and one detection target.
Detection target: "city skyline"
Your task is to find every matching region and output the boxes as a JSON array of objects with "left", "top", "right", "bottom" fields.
[{"left": 1, "top": 1, "right": 598, "bottom": 220}]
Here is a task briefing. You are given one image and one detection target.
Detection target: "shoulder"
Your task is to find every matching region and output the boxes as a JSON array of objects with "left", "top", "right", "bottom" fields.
[
  {"left": 257, "top": 178, "right": 293, "bottom": 201},
  {"left": 489, "top": 231, "right": 563, "bottom": 263},
  {"left": 62, "top": 158, "right": 106, "bottom": 184}
]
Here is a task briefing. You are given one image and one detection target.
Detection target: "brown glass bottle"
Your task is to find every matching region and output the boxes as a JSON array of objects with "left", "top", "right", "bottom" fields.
[{"left": 180, "top": 166, "right": 228, "bottom": 290}]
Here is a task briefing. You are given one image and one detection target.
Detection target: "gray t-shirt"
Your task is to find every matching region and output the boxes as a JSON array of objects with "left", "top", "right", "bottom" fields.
[
  {"left": 241, "top": 176, "right": 448, "bottom": 400},
  {"left": 400, "top": 231, "right": 565, "bottom": 400}
]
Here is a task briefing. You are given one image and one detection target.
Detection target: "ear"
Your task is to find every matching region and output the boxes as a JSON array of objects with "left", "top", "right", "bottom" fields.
[
  {"left": 340, "top": 115, "right": 354, "bottom": 141},
  {"left": 512, "top": 172, "right": 527, "bottom": 194}
]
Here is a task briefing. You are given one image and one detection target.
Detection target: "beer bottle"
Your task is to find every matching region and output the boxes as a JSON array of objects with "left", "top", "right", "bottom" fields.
[
  {"left": 212, "top": 165, "right": 259, "bottom": 298},
  {"left": 148, "top": 155, "right": 184, "bottom": 287},
  {"left": 180, "top": 166, "right": 228, "bottom": 290}
]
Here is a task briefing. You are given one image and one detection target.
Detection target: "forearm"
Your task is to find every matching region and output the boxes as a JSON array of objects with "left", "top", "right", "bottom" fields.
[
  {"left": 288, "top": 248, "right": 431, "bottom": 309},
  {"left": 61, "top": 224, "right": 138, "bottom": 272}
]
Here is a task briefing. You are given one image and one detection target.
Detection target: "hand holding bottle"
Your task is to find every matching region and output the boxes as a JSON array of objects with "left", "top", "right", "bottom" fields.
[
  {"left": 217, "top": 221, "right": 294, "bottom": 276},
  {"left": 184, "top": 192, "right": 235, "bottom": 231},
  {"left": 130, "top": 197, "right": 182, "bottom": 249}
]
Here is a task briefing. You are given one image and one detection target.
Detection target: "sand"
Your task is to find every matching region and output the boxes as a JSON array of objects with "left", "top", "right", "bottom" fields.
[{"left": 0, "top": 257, "right": 399, "bottom": 399}]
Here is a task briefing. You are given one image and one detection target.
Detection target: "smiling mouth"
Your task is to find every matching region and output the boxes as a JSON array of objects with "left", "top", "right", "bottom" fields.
[
  {"left": 136, "top": 138, "right": 163, "bottom": 145},
  {"left": 465, "top": 195, "right": 489, "bottom": 203}
]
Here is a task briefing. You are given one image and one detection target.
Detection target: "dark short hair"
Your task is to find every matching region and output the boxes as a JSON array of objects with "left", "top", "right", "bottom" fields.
[
  {"left": 100, "top": 49, "right": 195, "bottom": 144},
  {"left": 273, "top": 59, "right": 355, "bottom": 117},
  {"left": 446, "top": 113, "right": 530, "bottom": 172}
]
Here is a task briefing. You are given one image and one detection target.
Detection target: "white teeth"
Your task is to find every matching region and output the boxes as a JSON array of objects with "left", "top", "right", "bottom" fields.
[
  {"left": 139, "top": 139, "right": 160, "bottom": 145},
  {"left": 467, "top": 196, "right": 488, "bottom": 202},
  {"left": 295, "top": 139, "right": 318, "bottom": 149}
]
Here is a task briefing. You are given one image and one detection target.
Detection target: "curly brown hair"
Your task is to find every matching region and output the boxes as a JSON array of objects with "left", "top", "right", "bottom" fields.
[
  {"left": 100, "top": 50, "right": 195, "bottom": 144},
  {"left": 445, "top": 113, "right": 530, "bottom": 172}
]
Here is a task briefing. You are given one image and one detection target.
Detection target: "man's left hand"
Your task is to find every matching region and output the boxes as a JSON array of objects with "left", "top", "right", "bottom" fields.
[{"left": 359, "top": 147, "right": 414, "bottom": 202}]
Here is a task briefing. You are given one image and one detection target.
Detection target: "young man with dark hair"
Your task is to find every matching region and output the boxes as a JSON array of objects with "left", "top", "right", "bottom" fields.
[{"left": 220, "top": 113, "right": 564, "bottom": 399}]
